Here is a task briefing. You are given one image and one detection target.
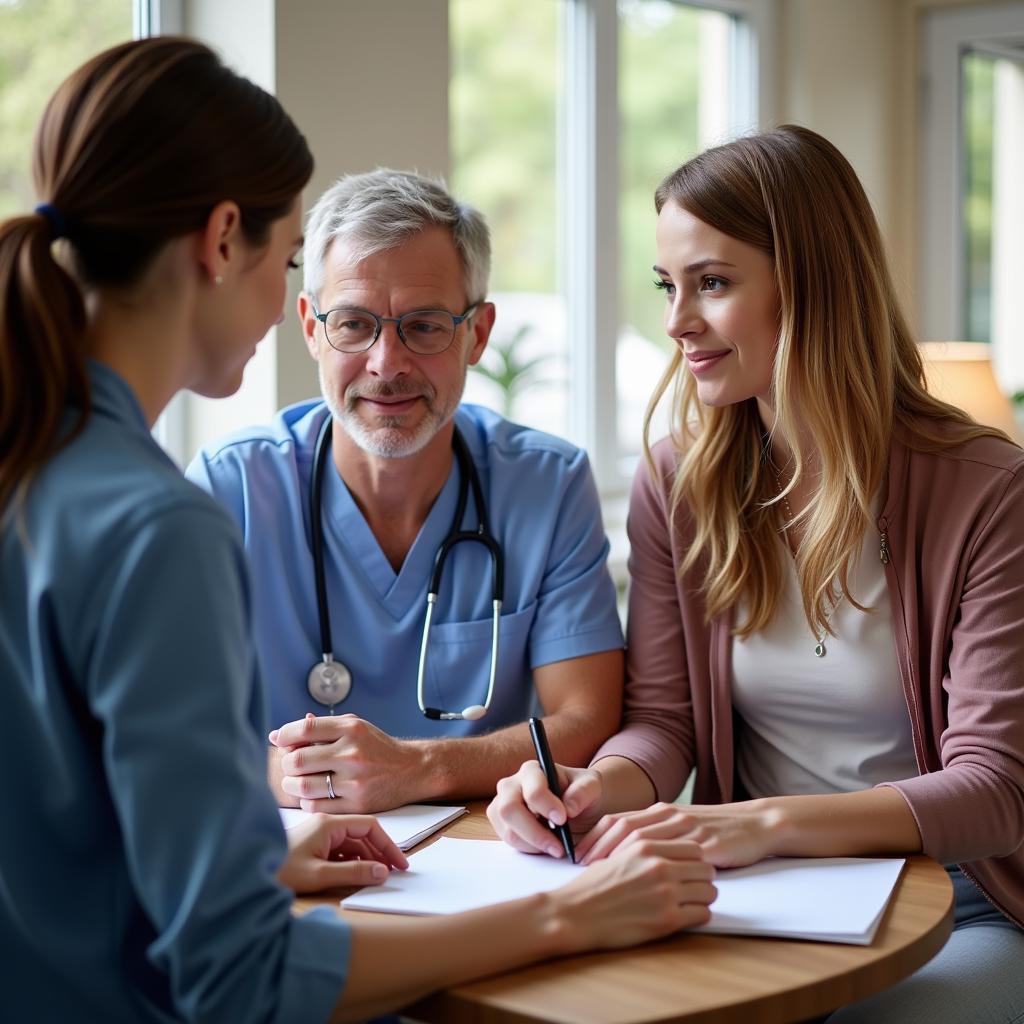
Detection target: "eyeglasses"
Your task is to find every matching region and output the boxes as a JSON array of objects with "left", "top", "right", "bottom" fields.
[{"left": 311, "top": 301, "right": 479, "bottom": 355}]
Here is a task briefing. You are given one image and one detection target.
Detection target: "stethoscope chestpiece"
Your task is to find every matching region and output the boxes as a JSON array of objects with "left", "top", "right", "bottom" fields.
[{"left": 307, "top": 656, "right": 352, "bottom": 710}]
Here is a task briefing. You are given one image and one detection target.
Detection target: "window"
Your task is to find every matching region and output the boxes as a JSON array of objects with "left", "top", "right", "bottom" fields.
[
  {"left": 963, "top": 46, "right": 1024, "bottom": 370},
  {"left": 450, "top": 0, "right": 566, "bottom": 438},
  {"left": 452, "top": 0, "right": 774, "bottom": 496},
  {"left": 921, "top": 3, "right": 1024, "bottom": 400},
  {"left": 617, "top": 0, "right": 748, "bottom": 471}
]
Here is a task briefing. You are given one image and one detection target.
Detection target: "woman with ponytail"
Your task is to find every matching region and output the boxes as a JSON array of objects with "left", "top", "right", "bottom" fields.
[
  {"left": 0, "top": 38, "right": 717, "bottom": 1023},
  {"left": 489, "top": 125, "right": 1024, "bottom": 1022}
]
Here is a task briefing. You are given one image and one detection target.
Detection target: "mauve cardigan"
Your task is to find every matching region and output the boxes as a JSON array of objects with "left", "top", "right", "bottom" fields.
[{"left": 593, "top": 422, "right": 1024, "bottom": 927}]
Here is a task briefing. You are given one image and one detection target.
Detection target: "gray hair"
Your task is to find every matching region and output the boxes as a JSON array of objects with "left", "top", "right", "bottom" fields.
[{"left": 303, "top": 168, "right": 491, "bottom": 305}]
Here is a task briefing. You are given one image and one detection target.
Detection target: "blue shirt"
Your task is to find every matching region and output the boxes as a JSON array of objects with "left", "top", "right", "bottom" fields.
[
  {"left": 186, "top": 401, "right": 623, "bottom": 733},
  {"left": 0, "top": 364, "right": 349, "bottom": 1022}
]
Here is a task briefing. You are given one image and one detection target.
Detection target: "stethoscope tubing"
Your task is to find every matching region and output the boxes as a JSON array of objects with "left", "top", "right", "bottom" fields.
[
  {"left": 308, "top": 415, "right": 504, "bottom": 720},
  {"left": 310, "top": 413, "right": 336, "bottom": 659}
]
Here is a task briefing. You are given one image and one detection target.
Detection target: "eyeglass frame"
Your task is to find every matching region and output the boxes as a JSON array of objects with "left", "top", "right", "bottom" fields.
[{"left": 310, "top": 299, "right": 481, "bottom": 355}]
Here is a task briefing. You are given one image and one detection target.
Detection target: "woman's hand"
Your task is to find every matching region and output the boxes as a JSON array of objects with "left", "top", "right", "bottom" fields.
[
  {"left": 486, "top": 759, "right": 606, "bottom": 858},
  {"left": 552, "top": 838, "right": 717, "bottom": 952},
  {"left": 277, "top": 812, "right": 409, "bottom": 894},
  {"left": 576, "top": 800, "right": 780, "bottom": 869}
]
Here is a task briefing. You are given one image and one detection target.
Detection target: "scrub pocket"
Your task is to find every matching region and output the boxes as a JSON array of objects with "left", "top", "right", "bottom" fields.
[{"left": 423, "top": 602, "right": 538, "bottom": 716}]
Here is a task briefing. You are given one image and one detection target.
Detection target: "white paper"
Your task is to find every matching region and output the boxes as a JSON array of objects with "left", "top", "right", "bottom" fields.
[
  {"left": 343, "top": 838, "right": 584, "bottom": 914},
  {"left": 698, "top": 856, "right": 905, "bottom": 945},
  {"left": 278, "top": 804, "right": 467, "bottom": 851},
  {"left": 342, "top": 839, "right": 904, "bottom": 945}
]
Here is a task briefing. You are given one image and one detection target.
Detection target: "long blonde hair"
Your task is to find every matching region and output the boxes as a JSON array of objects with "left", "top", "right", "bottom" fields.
[{"left": 645, "top": 125, "right": 1008, "bottom": 638}]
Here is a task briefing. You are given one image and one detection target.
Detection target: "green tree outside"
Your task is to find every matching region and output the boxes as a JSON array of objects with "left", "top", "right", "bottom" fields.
[
  {"left": 449, "top": 0, "right": 560, "bottom": 296},
  {"left": 962, "top": 51, "right": 994, "bottom": 345},
  {"left": 0, "top": 0, "right": 130, "bottom": 219},
  {"left": 619, "top": 1, "right": 705, "bottom": 351},
  {"left": 451, "top": 0, "right": 714, "bottom": 358}
]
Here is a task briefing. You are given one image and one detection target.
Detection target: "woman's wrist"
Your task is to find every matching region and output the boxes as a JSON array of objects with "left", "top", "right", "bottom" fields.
[
  {"left": 525, "top": 890, "right": 579, "bottom": 958},
  {"left": 746, "top": 790, "right": 922, "bottom": 859},
  {"left": 751, "top": 796, "right": 796, "bottom": 857}
]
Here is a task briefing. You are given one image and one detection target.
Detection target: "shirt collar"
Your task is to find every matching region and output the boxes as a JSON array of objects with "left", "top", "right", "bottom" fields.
[{"left": 85, "top": 359, "right": 151, "bottom": 438}]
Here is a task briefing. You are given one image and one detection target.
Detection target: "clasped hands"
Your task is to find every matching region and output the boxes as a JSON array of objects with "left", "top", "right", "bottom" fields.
[{"left": 270, "top": 711, "right": 429, "bottom": 814}]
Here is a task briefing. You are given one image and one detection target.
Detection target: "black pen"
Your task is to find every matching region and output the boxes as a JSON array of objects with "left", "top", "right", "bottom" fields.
[{"left": 528, "top": 716, "right": 576, "bottom": 863}]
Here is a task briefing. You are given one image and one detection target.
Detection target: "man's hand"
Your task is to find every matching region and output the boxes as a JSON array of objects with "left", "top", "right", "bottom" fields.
[
  {"left": 277, "top": 812, "right": 409, "bottom": 894},
  {"left": 269, "top": 713, "right": 433, "bottom": 813}
]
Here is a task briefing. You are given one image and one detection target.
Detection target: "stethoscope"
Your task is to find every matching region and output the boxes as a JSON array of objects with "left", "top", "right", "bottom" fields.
[{"left": 306, "top": 415, "right": 504, "bottom": 720}]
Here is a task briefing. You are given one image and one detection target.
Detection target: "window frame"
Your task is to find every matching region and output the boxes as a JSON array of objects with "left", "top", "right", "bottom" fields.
[
  {"left": 139, "top": 0, "right": 196, "bottom": 465},
  {"left": 133, "top": 0, "right": 181, "bottom": 37},
  {"left": 137, "top": 0, "right": 181, "bottom": 458},
  {"left": 919, "top": 1, "right": 1024, "bottom": 345}
]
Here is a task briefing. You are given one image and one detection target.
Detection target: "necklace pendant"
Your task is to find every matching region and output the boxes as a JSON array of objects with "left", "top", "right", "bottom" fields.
[{"left": 814, "top": 640, "right": 827, "bottom": 658}]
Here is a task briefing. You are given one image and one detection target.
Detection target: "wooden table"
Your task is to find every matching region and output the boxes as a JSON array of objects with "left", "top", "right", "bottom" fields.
[{"left": 295, "top": 805, "right": 953, "bottom": 1024}]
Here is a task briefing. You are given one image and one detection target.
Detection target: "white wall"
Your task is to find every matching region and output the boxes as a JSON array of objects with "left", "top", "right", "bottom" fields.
[
  {"left": 177, "top": 0, "right": 449, "bottom": 460},
  {"left": 272, "top": 0, "right": 449, "bottom": 409},
  {"left": 777, "top": 0, "right": 902, "bottom": 244},
  {"left": 775, "top": 0, "right": 1012, "bottom": 335}
]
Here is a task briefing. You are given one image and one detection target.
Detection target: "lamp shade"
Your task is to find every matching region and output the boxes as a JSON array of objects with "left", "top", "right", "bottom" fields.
[{"left": 918, "top": 342, "right": 1022, "bottom": 442}]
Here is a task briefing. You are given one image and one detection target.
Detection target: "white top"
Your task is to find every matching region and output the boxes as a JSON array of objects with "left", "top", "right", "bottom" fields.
[{"left": 732, "top": 522, "right": 919, "bottom": 799}]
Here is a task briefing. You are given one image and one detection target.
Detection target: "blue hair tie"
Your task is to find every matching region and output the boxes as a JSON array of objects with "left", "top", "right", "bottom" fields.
[{"left": 34, "top": 202, "right": 68, "bottom": 241}]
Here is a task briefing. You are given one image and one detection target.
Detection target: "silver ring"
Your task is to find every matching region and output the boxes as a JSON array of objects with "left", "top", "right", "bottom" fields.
[{"left": 325, "top": 771, "right": 336, "bottom": 801}]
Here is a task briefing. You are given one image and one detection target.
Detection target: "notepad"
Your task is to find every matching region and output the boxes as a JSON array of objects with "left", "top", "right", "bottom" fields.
[
  {"left": 698, "top": 856, "right": 906, "bottom": 944},
  {"left": 342, "top": 837, "right": 579, "bottom": 914},
  {"left": 341, "top": 838, "right": 905, "bottom": 945},
  {"left": 278, "top": 804, "right": 467, "bottom": 851}
]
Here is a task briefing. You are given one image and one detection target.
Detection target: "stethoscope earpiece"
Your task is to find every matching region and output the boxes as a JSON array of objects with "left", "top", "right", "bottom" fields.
[{"left": 305, "top": 416, "right": 504, "bottom": 721}]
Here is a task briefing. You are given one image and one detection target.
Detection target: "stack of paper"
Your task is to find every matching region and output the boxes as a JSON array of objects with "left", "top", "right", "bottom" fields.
[
  {"left": 698, "top": 856, "right": 905, "bottom": 944},
  {"left": 341, "top": 838, "right": 905, "bottom": 945},
  {"left": 278, "top": 804, "right": 467, "bottom": 851}
]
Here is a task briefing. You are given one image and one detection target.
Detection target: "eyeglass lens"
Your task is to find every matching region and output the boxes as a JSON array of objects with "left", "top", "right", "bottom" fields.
[{"left": 323, "top": 308, "right": 458, "bottom": 354}]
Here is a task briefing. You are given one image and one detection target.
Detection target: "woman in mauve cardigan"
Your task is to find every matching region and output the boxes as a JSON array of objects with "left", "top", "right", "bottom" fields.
[{"left": 488, "top": 126, "right": 1024, "bottom": 1023}]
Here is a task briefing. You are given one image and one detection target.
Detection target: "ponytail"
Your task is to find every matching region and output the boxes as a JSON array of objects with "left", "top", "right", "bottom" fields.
[
  {"left": 0, "top": 36, "right": 312, "bottom": 516},
  {"left": 0, "top": 212, "right": 88, "bottom": 512}
]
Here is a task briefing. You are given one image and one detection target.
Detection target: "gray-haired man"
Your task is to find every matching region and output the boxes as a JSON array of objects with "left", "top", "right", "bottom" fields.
[{"left": 187, "top": 170, "right": 624, "bottom": 818}]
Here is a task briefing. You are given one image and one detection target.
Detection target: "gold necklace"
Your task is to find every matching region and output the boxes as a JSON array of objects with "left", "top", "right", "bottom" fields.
[{"left": 775, "top": 473, "right": 833, "bottom": 658}]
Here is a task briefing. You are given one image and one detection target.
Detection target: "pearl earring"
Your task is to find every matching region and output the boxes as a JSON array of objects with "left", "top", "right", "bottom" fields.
[{"left": 214, "top": 274, "right": 223, "bottom": 286}]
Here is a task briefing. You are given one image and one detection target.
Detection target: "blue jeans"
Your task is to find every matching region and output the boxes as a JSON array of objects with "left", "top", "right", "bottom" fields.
[{"left": 824, "top": 866, "right": 1024, "bottom": 1024}]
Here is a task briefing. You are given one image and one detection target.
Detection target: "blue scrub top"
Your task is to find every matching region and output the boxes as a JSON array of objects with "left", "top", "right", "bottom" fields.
[
  {"left": 0, "top": 363, "right": 349, "bottom": 1023},
  {"left": 187, "top": 401, "right": 623, "bottom": 733}
]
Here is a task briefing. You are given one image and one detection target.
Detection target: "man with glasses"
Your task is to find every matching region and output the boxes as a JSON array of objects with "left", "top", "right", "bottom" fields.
[{"left": 187, "top": 170, "right": 624, "bottom": 817}]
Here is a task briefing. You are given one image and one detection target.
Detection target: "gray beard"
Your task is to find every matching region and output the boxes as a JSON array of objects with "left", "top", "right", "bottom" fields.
[{"left": 319, "top": 363, "right": 458, "bottom": 459}]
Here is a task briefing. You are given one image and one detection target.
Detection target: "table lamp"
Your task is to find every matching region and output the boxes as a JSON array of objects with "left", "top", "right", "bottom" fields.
[{"left": 918, "top": 342, "right": 1022, "bottom": 443}]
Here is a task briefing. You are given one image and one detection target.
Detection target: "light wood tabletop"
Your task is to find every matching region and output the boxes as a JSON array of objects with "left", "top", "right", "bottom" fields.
[{"left": 294, "top": 804, "right": 954, "bottom": 1024}]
